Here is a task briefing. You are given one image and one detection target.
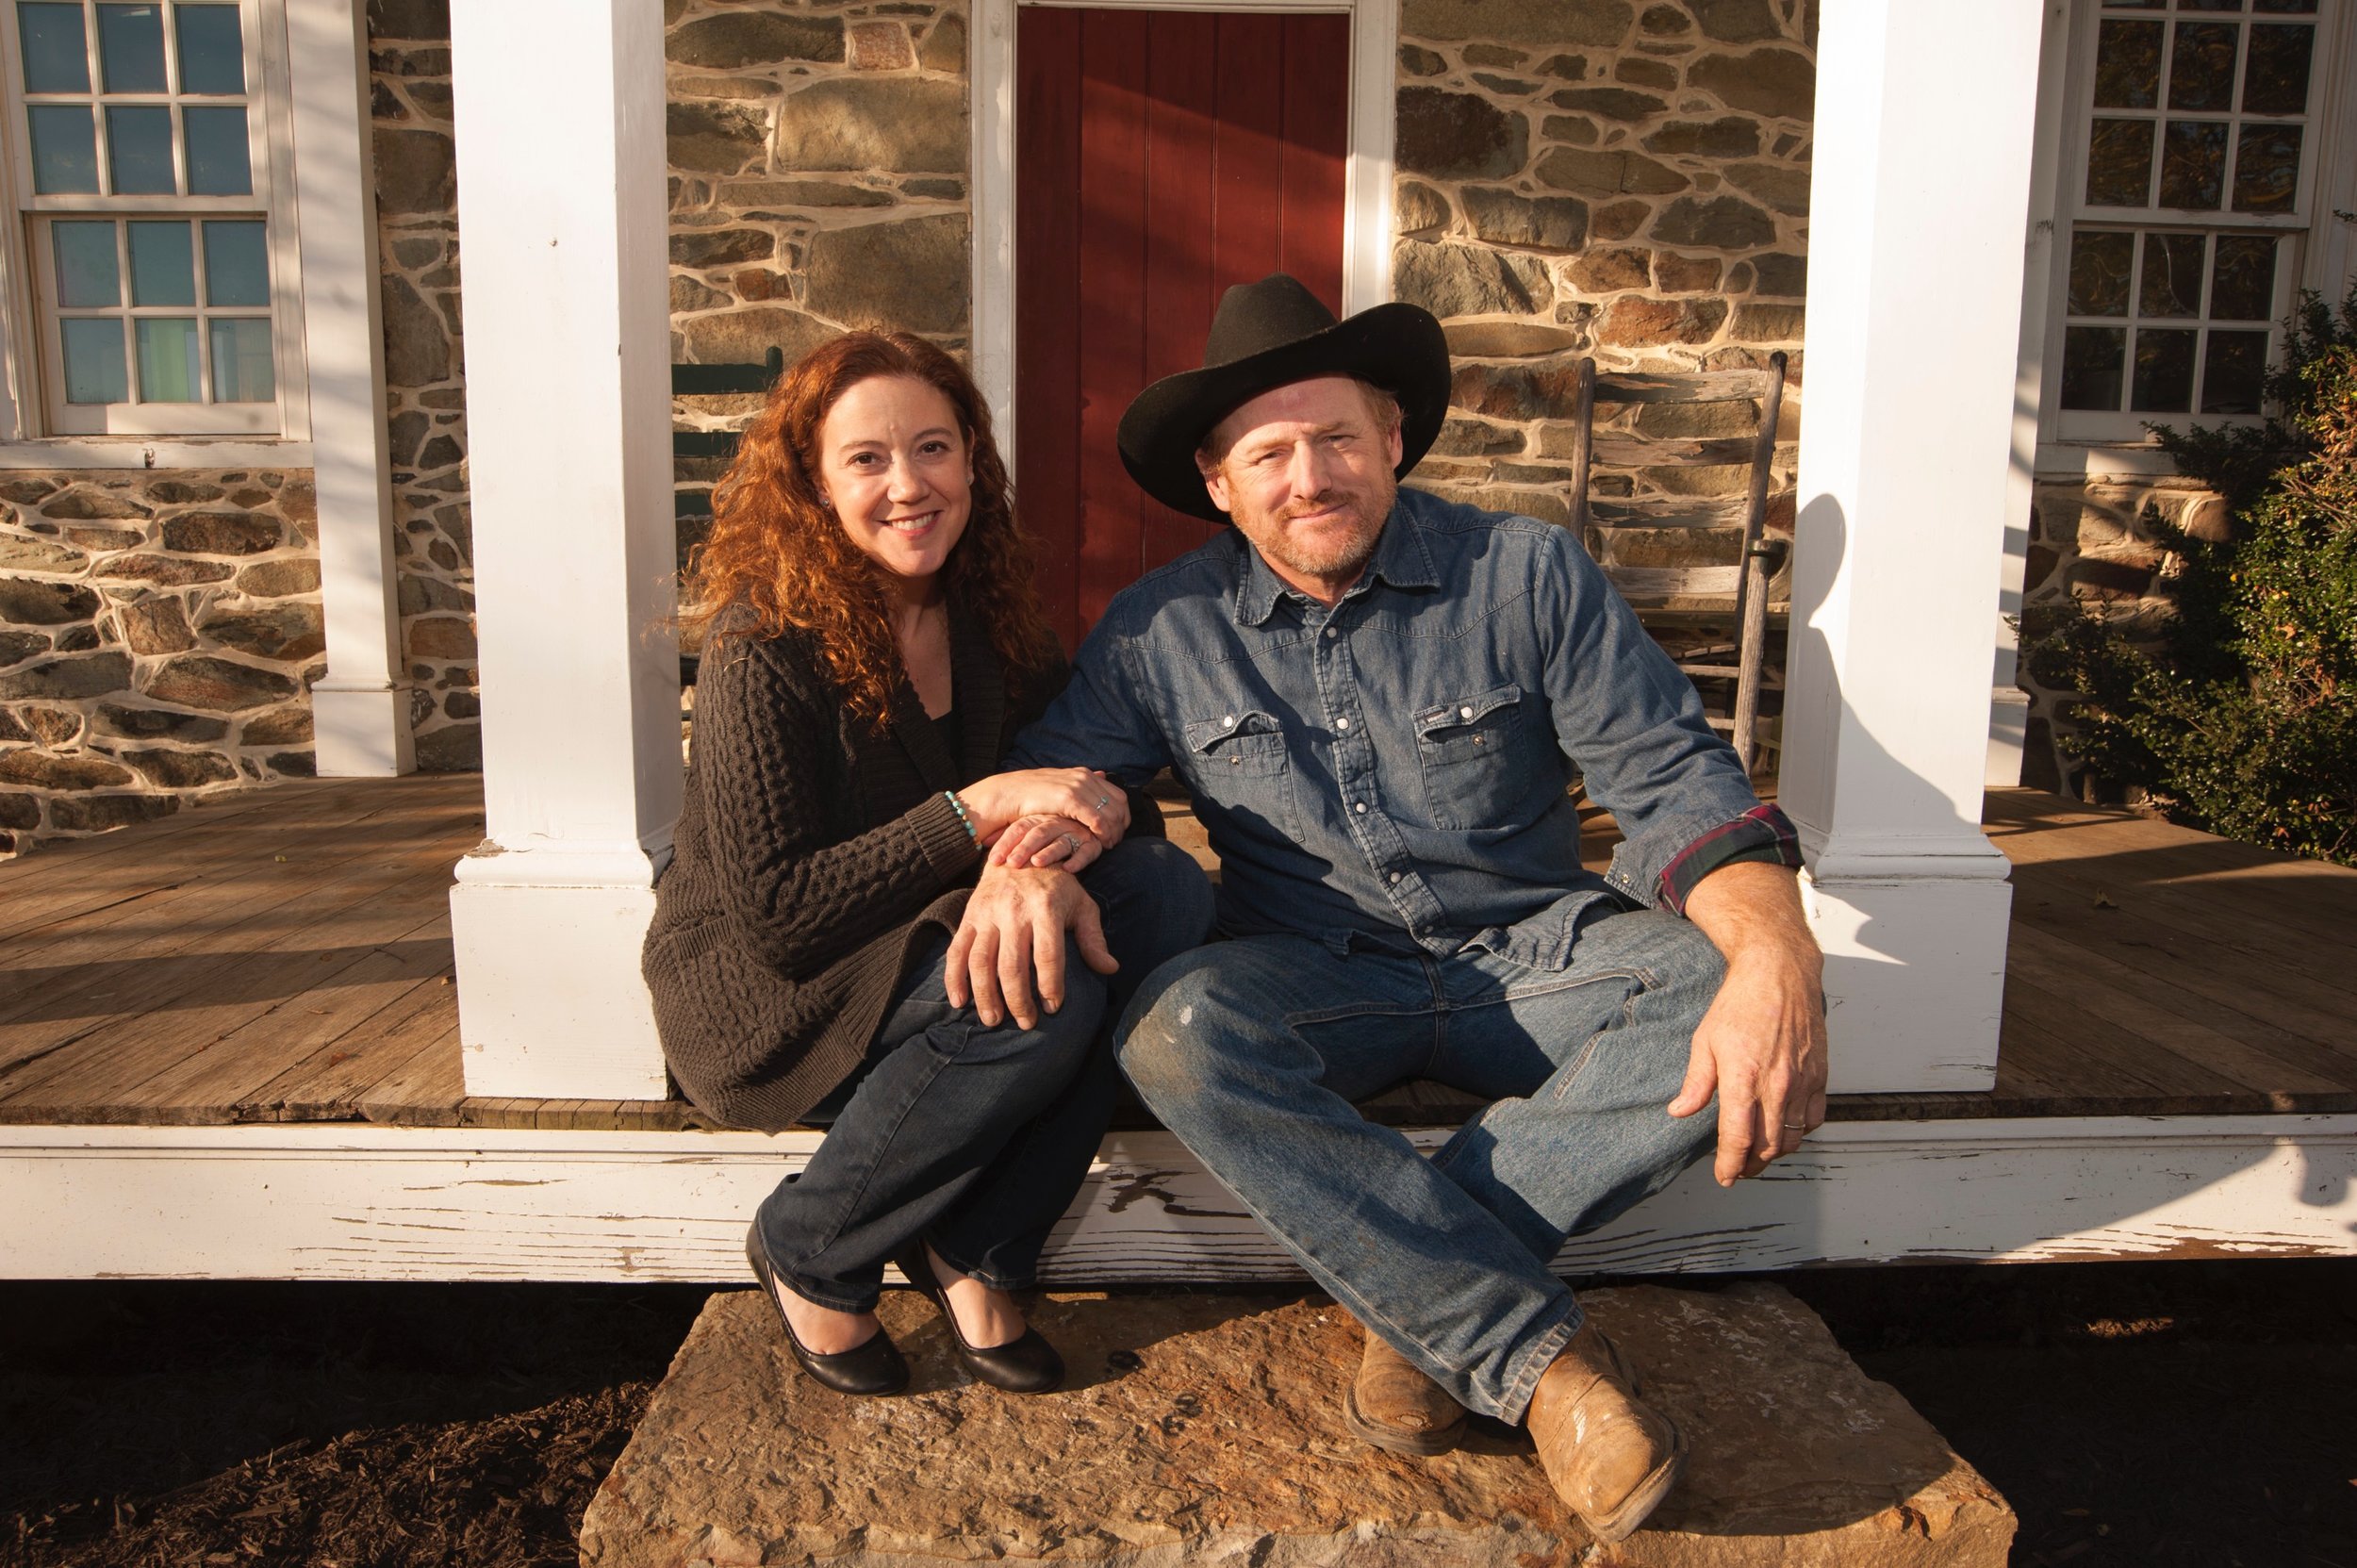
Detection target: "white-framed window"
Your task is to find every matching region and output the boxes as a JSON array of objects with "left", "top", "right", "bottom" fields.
[
  {"left": 2041, "top": 0, "right": 2346, "bottom": 449},
  {"left": 0, "top": 0, "right": 300, "bottom": 438}
]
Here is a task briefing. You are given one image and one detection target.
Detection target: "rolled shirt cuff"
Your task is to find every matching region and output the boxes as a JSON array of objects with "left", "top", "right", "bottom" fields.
[{"left": 1657, "top": 802, "right": 1802, "bottom": 916}]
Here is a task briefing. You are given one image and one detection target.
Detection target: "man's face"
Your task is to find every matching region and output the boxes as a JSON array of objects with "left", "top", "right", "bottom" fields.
[{"left": 1196, "top": 376, "right": 1404, "bottom": 605}]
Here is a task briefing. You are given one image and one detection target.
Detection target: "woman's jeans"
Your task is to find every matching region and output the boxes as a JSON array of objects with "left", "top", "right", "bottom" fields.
[
  {"left": 1115, "top": 906, "right": 1724, "bottom": 1424},
  {"left": 756, "top": 835, "right": 1213, "bottom": 1312}
]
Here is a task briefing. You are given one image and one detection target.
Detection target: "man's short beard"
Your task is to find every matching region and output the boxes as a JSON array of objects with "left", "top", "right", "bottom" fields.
[{"left": 1243, "top": 468, "right": 1397, "bottom": 585}]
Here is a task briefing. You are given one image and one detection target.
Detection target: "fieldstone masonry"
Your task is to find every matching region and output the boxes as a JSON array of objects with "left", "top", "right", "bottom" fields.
[
  {"left": 665, "top": 0, "right": 973, "bottom": 549},
  {"left": 2016, "top": 474, "right": 2219, "bottom": 797},
  {"left": 0, "top": 471, "right": 321, "bottom": 853},
  {"left": 371, "top": 0, "right": 479, "bottom": 773},
  {"left": 1390, "top": 0, "right": 1808, "bottom": 601}
]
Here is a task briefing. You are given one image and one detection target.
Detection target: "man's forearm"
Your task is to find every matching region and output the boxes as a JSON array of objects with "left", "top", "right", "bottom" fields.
[{"left": 1680, "top": 860, "right": 1821, "bottom": 975}]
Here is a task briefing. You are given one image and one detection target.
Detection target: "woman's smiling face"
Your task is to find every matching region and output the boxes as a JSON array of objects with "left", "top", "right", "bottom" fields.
[{"left": 817, "top": 374, "right": 974, "bottom": 586}]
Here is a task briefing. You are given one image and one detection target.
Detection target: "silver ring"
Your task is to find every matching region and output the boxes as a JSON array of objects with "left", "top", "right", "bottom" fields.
[
  {"left": 1096, "top": 795, "right": 1110, "bottom": 809},
  {"left": 1061, "top": 834, "right": 1080, "bottom": 855},
  {"left": 1782, "top": 1122, "right": 1807, "bottom": 1131}
]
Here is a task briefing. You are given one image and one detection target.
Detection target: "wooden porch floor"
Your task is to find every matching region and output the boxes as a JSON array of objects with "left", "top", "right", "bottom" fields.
[{"left": 1, "top": 775, "right": 2352, "bottom": 1130}]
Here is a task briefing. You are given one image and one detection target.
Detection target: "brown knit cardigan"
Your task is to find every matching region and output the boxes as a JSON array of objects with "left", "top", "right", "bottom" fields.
[{"left": 642, "top": 606, "right": 1151, "bottom": 1132}]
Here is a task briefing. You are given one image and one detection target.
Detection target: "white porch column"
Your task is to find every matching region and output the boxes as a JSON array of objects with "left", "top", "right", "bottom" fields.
[
  {"left": 289, "top": 0, "right": 410, "bottom": 775},
  {"left": 445, "top": 0, "right": 680, "bottom": 1098},
  {"left": 1781, "top": 0, "right": 2042, "bottom": 1093}
]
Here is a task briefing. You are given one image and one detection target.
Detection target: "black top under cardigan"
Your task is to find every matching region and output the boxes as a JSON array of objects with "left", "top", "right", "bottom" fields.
[{"left": 642, "top": 606, "right": 1153, "bottom": 1132}]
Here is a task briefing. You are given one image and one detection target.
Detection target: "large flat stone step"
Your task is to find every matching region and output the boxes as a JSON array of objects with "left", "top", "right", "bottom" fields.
[{"left": 580, "top": 1282, "right": 2012, "bottom": 1567}]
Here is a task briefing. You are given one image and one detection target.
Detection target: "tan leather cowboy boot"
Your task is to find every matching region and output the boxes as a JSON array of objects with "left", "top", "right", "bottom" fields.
[
  {"left": 1344, "top": 1327, "right": 1466, "bottom": 1456},
  {"left": 1524, "top": 1322, "right": 1686, "bottom": 1542}
]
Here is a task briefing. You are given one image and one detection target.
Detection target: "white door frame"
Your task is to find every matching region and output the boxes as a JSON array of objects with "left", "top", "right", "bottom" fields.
[{"left": 967, "top": 0, "right": 1398, "bottom": 469}]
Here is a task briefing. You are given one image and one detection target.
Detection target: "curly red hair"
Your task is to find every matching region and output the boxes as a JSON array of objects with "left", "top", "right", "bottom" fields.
[{"left": 681, "top": 332, "right": 1058, "bottom": 727}]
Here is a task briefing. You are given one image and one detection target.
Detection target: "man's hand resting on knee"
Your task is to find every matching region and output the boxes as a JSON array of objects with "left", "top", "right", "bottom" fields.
[
  {"left": 1668, "top": 861, "right": 1829, "bottom": 1186},
  {"left": 946, "top": 862, "right": 1118, "bottom": 1032}
]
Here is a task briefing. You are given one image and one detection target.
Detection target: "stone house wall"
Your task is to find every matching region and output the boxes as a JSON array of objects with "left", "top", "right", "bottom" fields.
[
  {"left": 0, "top": 470, "right": 321, "bottom": 852},
  {"left": 1389, "top": 0, "right": 1812, "bottom": 599},
  {"left": 370, "top": 0, "right": 477, "bottom": 772},
  {"left": 2016, "top": 474, "right": 2224, "bottom": 798}
]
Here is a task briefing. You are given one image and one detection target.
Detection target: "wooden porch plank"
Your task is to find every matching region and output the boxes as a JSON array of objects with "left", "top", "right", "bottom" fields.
[
  {"left": 2003, "top": 933, "right": 2356, "bottom": 1094},
  {"left": 2004, "top": 848, "right": 2357, "bottom": 993},
  {"left": 0, "top": 782, "right": 473, "bottom": 984},
  {"left": 0, "top": 783, "right": 382, "bottom": 944},
  {"left": 1996, "top": 975, "right": 2287, "bottom": 1113},
  {"left": 0, "top": 860, "right": 458, "bottom": 1105},
  {"left": 239, "top": 978, "right": 459, "bottom": 1122},
  {"left": 1986, "top": 789, "right": 2357, "bottom": 924},
  {"left": 0, "top": 806, "right": 463, "bottom": 1052},
  {"left": 356, "top": 1021, "right": 468, "bottom": 1123},
  {"left": 2008, "top": 883, "right": 2357, "bottom": 1052}
]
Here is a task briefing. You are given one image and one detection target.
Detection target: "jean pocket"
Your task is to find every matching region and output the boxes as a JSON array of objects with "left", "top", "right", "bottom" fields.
[
  {"left": 1183, "top": 709, "right": 1296, "bottom": 838},
  {"left": 1414, "top": 683, "right": 1525, "bottom": 831}
]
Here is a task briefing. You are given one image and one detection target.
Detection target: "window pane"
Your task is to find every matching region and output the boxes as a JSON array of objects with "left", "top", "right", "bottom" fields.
[
  {"left": 62, "top": 318, "right": 128, "bottom": 403},
  {"left": 209, "top": 319, "right": 273, "bottom": 401},
  {"left": 28, "top": 104, "right": 99, "bottom": 193},
  {"left": 173, "top": 5, "right": 245, "bottom": 94},
  {"left": 2158, "top": 120, "right": 2227, "bottom": 207},
  {"left": 202, "top": 221, "right": 269, "bottom": 305},
  {"left": 182, "top": 105, "right": 250, "bottom": 194},
  {"left": 2085, "top": 119, "right": 2155, "bottom": 206},
  {"left": 2168, "top": 21, "right": 2241, "bottom": 110},
  {"left": 2138, "top": 233, "right": 2205, "bottom": 318},
  {"left": 2132, "top": 328, "right": 2197, "bottom": 411},
  {"left": 107, "top": 104, "right": 175, "bottom": 192},
  {"left": 52, "top": 221, "right": 122, "bottom": 307},
  {"left": 2209, "top": 234, "right": 2277, "bottom": 319},
  {"left": 18, "top": 3, "right": 91, "bottom": 92},
  {"left": 2252, "top": 0, "right": 2316, "bottom": 12},
  {"left": 2062, "top": 326, "right": 2128, "bottom": 411},
  {"left": 2095, "top": 20, "right": 2164, "bottom": 107},
  {"left": 2231, "top": 124, "right": 2300, "bottom": 211},
  {"left": 127, "top": 220, "right": 194, "bottom": 305},
  {"left": 135, "top": 317, "right": 200, "bottom": 401},
  {"left": 2201, "top": 331, "right": 2268, "bottom": 413},
  {"left": 2242, "top": 24, "right": 2313, "bottom": 114},
  {"left": 2069, "top": 230, "right": 2135, "bottom": 316},
  {"left": 97, "top": 3, "right": 167, "bottom": 93},
  {"left": 2181, "top": 0, "right": 2242, "bottom": 10}
]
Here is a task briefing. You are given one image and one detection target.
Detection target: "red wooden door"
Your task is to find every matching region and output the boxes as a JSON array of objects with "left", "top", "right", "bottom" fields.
[{"left": 1016, "top": 8, "right": 1350, "bottom": 651}]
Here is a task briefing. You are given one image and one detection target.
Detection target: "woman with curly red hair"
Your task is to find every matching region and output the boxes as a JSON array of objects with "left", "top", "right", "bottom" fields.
[{"left": 645, "top": 332, "right": 1211, "bottom": 1397}]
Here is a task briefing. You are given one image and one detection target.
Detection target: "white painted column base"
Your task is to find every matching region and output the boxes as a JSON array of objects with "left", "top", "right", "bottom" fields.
[
  {"left": 310, "top": 682, "right": 415, "bottom": 776},
  {"left": 1804, "top": 854, "right": 2015, "bottom": 1093},
  {"left": 451, "top": 860, "right": 668, "bottom": 1100},
  {"left": 1986, "top": 687, "right": 2030, "bottom": 789}
]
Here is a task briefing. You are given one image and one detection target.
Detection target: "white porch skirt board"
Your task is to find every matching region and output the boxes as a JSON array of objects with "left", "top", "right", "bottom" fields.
[{"left": 5, "top": 1115, "right": 2350, "bottom": 1282}]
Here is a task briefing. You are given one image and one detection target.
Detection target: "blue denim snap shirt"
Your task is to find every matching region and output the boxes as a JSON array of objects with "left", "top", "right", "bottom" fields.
[{"left": 1007, "top": 486, "right": 1798, "bottom": 968}]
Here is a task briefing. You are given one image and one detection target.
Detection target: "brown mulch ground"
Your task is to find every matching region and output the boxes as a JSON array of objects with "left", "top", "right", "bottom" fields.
[{"left": 3, "top": 1260, "right": 2352, "bottom": 1568}]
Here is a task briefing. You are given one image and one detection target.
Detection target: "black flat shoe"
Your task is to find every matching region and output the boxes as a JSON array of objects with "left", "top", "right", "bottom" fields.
[
  {"left": 894, "top": 1244, "right": 1065, "bottom": 1395},
  {"left": 745, "top": 1223, "right": 908, "bottom": 1396}
]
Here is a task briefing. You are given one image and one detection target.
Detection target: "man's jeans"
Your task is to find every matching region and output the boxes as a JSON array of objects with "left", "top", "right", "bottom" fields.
[
  {"left": 757, "top": 836, "right": 1214, "bottom": 1312},
  {"left": 1117, "top": 906, "right": 1723, "bottom": 1422}
]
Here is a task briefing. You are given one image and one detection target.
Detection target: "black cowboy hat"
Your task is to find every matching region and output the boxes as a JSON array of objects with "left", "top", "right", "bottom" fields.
[{"left": 1116, "top": 273, "right": 1450, "bottom": 524}]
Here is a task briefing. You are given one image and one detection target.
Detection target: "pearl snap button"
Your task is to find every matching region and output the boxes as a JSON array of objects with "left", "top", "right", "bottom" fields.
[
  {"left": 1354, "top": 801, "right": 1367, "bottom": 813},
  {"left": 1459, "top": 705, "right": 1474, "bottom": 718},
  {"left": 1223, "top": 715, "right": 1235, "bottom": 726},
  {"left": 1388, "top": 872, "right": 1402, "bottom": 883},
  {"left": 1326, "top": 627, "right": 1338, "bottom": 638},
  {"left": 1337, "top": 718, "right": 1350, "bottom": 730}
]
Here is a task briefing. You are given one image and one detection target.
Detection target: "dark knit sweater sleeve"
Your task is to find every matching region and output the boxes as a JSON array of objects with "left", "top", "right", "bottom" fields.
[{"left": 692, "top": 636, "right": 980, "bottom": 978}]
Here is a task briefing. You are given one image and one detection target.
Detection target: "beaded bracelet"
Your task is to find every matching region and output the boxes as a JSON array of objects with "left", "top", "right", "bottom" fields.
[{"left": 943, "top": 790, "right": 980, "bottom": 844}]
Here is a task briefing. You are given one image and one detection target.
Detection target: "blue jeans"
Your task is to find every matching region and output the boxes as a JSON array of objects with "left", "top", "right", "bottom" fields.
[
  {"left": 757, "top": 835, "right": 1214, "bottom": 1312},
  {"left": 1116, "top": 906, "right": 1723, "bottom": 1422}
]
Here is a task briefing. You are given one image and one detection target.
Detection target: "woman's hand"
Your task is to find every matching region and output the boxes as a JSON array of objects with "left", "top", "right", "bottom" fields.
[
  {"left": 957, "top": 769, "right": 1128, "bottom": 846},
  {"left": 990, "top": 814, "right": 1104, "bottom": 872}
]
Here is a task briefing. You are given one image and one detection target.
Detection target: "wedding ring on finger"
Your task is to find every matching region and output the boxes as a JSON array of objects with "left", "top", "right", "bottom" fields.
[{"left": 1061, "top": 834, "right": 1080, "bottom": 856}]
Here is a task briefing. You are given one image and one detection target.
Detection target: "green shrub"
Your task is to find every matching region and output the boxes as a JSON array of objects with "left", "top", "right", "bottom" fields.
[{"left": 2029, "top": 288, "right": 2357, "bottom": 865}]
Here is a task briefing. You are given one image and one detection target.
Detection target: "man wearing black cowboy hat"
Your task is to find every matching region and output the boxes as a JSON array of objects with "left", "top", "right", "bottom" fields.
[{"left": 958, "top": 273, "right": 1826, "bottom": 1542}]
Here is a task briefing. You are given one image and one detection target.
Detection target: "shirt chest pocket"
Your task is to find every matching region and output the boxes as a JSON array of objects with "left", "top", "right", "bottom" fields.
[
  {"left": 1413, "top": 683, "right": 1528, "bottom": 831},
  {"left": 1182, "top": 710, "right": 1298, "bottom": 836}
]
